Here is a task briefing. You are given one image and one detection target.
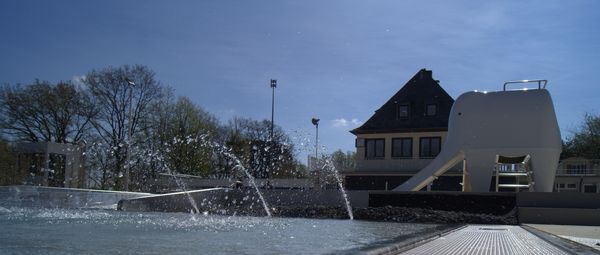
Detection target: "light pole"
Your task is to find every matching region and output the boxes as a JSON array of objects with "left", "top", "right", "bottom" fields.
[
  {"left": 270, "top": 79, "right": 277, "bottom": 140},
  {"left": 311, "top": 117, "right": 320, "bottom": 164},
  {"left": 124, "top": 78, "right": 135, "bottom": 191},
  {"left": 311, "top": 118, "right": 320, "bottom": 189}
]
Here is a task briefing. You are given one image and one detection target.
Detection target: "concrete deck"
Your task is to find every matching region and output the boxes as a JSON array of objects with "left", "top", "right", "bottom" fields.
[
  {"left": 526, "top": 224, "right": 600, "bottom": 251},
  {"left": 399, "top": 225, "right": 583, "bottom": 255}
]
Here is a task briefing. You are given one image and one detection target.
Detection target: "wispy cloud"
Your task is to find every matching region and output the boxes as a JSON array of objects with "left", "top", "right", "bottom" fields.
[{"left": 331, "top": 118, "right": 362, "bottom": 128}]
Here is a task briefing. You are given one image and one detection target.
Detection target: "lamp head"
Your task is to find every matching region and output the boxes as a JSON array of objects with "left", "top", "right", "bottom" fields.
[{"left": 311, "top": 118, "right": 320, "bottom": 126}]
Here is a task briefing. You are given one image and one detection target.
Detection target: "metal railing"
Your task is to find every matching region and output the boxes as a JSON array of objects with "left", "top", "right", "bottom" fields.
[
  {"left": 503, "top": 79, "right": 547, "bottom": 91},
  {"left": 556, "top": 159, "right": 600, "bottom": 176},
  {"left": 556, "top": 168, "right": 600, "bottom": 176}
]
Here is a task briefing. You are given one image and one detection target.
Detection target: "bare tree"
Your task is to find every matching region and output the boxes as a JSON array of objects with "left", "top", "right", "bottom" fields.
[
  {"left": 84, "top": 65, "right": 165, "bottom": 190},
  {"left": 0, "top": 80, "right": 96, "bottom": 143}
]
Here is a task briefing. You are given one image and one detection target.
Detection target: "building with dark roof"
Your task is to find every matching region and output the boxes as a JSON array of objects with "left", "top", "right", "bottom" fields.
[
  {"left": 351, "top": 69, "right": 454, "bottom": 135},
  {"left": 345, "top": 69, "right": 462, "bottom": 190}
]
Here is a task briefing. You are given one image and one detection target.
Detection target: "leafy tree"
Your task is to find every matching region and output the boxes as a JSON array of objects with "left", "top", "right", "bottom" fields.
[
  {"left": 0, "top": 80, "right": 95, "bottom": 143},
  {"left": 220, "top": 117, "right": 299, "bottom": 179},
  {"left": 159, "top": 97, "right": 219, "bottom": 177},
  {"left": 292, "top": 163, "right": 310, "bottom": 179},
  {"left": 562, "top": 113, "right": 600, "bottom": 159},
  {"left": 0, "top": 137, "right": 19, "bottom": 185},
  {"left": 330, "top": 150, "right": 356, "bottom": 172}
]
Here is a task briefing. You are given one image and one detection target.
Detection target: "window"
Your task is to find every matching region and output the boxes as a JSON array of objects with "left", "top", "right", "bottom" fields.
[
  {"left": 365, "top": 139, "right": 385, "bottom": 159},
  {"left": 584, "top": 184, "right": 597, "bottom": 193},
  {"left": 566, "top": 183, "right": 577, "bottom": 189},
  {"left": 392, "top": 138, "right": 412, "bottom": 158},
  {"left": 420, "top": 137, "right": 441, "bottom": 158},
  {"left": 426, "top": 104, "right": 437, "bottom": 116},
  {"left": 398, "top": 104, "right": 409, "bottom": 119},
  {"left": 355, "top": 138, "right": 364, "bottom": 148}
]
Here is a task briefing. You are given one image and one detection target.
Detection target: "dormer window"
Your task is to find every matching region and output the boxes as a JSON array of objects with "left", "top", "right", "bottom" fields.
[
  {"left": 398, "top": 104, "right": 409, "bottom": 119},
  {"left": 426, "top": 104, "right": 437, "bottom": 116}
]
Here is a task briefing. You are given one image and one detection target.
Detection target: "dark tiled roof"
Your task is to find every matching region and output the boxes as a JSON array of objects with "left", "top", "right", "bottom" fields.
[{"left": 351, "top": 69, "right": 454, "bottom": 134}]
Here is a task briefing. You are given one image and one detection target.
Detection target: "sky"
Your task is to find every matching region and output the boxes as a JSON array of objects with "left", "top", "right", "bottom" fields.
[{"left": 1, "top": 1, "right": 600, "bottom": 162}]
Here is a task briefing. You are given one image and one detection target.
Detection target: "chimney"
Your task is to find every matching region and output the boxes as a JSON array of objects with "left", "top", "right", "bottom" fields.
[{"left": 419, "top": 68, "right": 433, "bottom": 80}]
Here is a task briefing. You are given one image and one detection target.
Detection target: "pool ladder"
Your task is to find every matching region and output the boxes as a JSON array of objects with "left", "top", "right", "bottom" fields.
[{"left": 494, "top": 154, "right": 534, "bottom": 192}]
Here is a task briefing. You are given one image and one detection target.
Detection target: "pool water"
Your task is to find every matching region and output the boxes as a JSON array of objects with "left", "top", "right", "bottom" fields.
[{"left": 0, "top": 206, "right": 440, "bottom": 254}]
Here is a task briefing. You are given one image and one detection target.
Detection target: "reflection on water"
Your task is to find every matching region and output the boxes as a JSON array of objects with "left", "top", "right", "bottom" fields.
[{"left": 0, "top": 207, "right": 440, "bottom": 255}]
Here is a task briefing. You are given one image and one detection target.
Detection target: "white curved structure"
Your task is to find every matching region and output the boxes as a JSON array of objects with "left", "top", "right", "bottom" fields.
[{"left": 395, "top": 85, "right": 562, "bottom": 192}]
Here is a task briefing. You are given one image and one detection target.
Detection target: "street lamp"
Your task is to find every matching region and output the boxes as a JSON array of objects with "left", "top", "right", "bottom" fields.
[
  {"left": 311, "top": 117, "right": 320, "bottom": 162},
  {"left": 124, "top": 78, "right": 135, "bottom": 191},
  {"left": 270, "top": 79, "right": 277, "bottom": 140},
  {"left": 311, "top": 117, "right": 320, "bottom": 189}
]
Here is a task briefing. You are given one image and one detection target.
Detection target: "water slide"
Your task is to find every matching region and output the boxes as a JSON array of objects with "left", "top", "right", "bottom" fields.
[{"left": 395, "top": 82, "right": 562, "bottom": 192}]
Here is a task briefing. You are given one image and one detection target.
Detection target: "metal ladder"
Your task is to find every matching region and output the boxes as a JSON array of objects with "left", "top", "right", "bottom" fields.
[{"left": 495, "top": 155, "right": 534, "bottom": 192}]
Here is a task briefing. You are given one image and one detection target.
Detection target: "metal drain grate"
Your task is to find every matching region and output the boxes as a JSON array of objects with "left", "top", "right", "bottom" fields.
[
  {"left": 401, "top": 225, "right": 568, "bottom": 255},
  {"left": 479, "top": 228, "right": 509, "bottom": 231}
]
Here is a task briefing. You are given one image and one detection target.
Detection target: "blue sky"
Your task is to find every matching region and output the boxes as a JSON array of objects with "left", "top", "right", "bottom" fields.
[{"left": 1, "top": 1, "right": 599, "bottom": 162}]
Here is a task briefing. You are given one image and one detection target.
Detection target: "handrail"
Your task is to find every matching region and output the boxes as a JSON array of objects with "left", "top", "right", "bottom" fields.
[
  {"left": 555, "top": 168, "right": 599, "bottom": 176},
  {"left": 503, "top": 80, "right": 547, "bottom": 91}
]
